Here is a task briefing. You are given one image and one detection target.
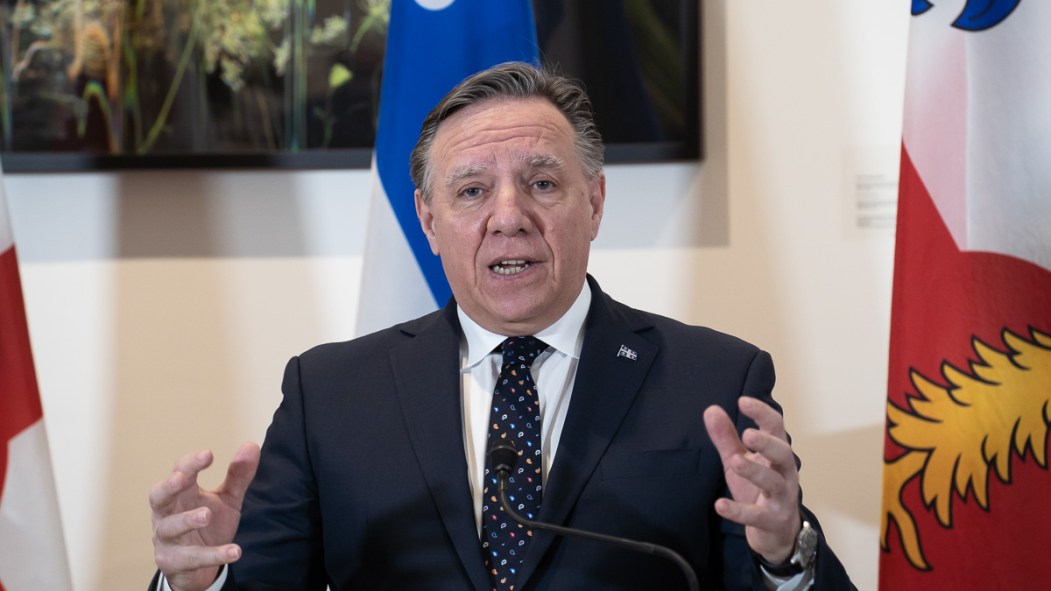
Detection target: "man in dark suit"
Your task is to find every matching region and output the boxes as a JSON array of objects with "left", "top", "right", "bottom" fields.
[{"left": 149, "top": 62, "right": 854, "bottom": 590}]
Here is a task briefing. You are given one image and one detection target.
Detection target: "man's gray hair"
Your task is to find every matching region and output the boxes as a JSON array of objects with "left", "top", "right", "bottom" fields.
[{"left": 409, "top": 61, "right": 605, "bottom": 202}]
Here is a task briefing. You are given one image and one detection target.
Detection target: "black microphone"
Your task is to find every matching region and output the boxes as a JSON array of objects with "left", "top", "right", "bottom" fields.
[{"left": 488, "top": 444, "right": 700, "bottom": 591}]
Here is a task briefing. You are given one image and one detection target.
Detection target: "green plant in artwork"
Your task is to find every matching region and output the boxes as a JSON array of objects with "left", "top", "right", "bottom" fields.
[
  {"left": 351, "top": 0, "right": 389, "bottom": 53},
  {"left": 0, "top": 0, "right": 391, "bottom": 155},
  {"left": 127, "top": 0, "right": 288, "bottom": 152},
  {"left": 316, "top": 61, "right": 351, "bottom": 147}
]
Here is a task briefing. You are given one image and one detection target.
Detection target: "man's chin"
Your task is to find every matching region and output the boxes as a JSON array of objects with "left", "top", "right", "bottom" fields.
[{"left": 470, "top": 299, "right": 552, "bottom": 335}]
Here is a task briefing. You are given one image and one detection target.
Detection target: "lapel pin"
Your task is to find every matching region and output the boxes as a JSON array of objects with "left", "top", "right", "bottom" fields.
[{"left": 617, "top": 345, "right": 638, "bottom": 361}]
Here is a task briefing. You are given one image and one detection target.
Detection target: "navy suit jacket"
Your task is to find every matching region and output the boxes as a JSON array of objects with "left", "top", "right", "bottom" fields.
[{"left": 159, "top": 277, "right": 853, "bottom": 590}]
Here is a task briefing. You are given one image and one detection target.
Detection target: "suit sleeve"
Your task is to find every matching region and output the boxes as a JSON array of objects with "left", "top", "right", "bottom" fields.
[{"left": 222, "top": 356, "right": 330, "bottom": 589}]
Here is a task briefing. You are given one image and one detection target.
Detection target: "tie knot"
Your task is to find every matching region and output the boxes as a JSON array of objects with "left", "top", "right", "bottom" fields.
[{"left": 499, "top": 335, "right": 548, "bottom": 368}]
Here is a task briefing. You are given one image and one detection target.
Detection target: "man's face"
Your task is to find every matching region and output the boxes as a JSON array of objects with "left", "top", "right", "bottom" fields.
[{"left": 416, "top": 97, "right": 605, "bottom": 336}]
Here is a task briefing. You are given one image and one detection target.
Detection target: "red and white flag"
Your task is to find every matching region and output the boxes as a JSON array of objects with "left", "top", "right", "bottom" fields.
[
  {"left": 0, "top": 166, "right": 73, "bottom": 590},
  {"left": 879, "top": 1, "right": 1051, "bottom": 589}
]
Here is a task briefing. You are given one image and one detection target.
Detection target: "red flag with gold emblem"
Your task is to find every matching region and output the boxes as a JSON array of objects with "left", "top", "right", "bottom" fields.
[
  {"left": 0, "top": 166, "right": 73, "bottom": 590},
  {"left": 879, "top": 1, "right": 1051, "bottom": 589}
]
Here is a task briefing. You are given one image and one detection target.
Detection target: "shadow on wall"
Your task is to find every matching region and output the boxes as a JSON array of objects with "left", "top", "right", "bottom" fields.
[
  {"left": 796, "top": 424, "right": 885, "bottom": 527},
  {"left": 111, "top": 172, "right": 313, "bottom": 258},
  {"left": 91, "top": 172, "right": 321, "bottom": 588},
  {"left": 693, "top": 0, "right": 729, "bottom": 250}
]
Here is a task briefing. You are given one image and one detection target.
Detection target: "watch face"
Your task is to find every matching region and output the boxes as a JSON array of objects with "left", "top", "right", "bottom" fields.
[{"left": 794, "top": 521, "right": 819, "bottom": 569}]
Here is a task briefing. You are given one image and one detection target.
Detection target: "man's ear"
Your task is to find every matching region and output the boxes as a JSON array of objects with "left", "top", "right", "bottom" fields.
[
  {"left": 588, "top": 173, "right": 606, "bottom": 240},
  {"left": 415, "top": 189, "right": 440, "bottom": 255}
]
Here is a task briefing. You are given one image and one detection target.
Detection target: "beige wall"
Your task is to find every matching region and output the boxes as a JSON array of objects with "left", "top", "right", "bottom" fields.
[{"left": 5, "top": 1, "right": 907, "bottom": 589}]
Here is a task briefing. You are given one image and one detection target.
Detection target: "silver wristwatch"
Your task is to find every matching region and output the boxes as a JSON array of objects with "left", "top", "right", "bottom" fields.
[
  {"left": 790, "top": 520, "right": 818, "bottom": 571},
  {"left": 756, "top": 519, "right": 818, "bottom": 577}
]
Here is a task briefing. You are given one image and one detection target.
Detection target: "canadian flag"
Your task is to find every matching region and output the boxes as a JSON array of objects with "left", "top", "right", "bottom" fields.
[{"left": 0, "top": 168, "right": 73, "bottom": 590}]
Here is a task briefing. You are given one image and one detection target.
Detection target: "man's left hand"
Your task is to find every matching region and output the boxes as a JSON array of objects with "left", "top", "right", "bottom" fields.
[{"left": 703, "top": 397, "right": 802, "bottom": 564}]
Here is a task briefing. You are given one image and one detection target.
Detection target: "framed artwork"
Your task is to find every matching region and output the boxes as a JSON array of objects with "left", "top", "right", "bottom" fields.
[{"left": 0, "top": 0, "right": 699, "bottom": 172}]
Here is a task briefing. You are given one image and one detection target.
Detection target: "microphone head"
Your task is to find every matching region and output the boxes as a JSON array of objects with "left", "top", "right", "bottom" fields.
[{"left": 488, "top": 444, "right": 518, "bottom": 476}]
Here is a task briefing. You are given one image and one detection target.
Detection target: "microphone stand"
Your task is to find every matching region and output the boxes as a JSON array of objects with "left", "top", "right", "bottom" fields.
[{"left": 492, "top": 448, "right": 700, "bottom": 591}]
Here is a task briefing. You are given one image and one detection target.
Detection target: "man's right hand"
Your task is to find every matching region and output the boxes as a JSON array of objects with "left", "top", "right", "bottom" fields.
[{"left": 150, "top": 443, "right": 260, "bottom": 591}]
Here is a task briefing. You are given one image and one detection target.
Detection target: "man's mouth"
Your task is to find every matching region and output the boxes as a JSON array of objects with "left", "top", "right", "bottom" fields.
[{"left": 490, "top": 259, "right": 532, "bottom": 275}]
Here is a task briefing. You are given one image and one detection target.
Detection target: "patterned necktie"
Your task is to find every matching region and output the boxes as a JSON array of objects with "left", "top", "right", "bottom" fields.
[{"left": 482, "top": 335, "right": 548, "bottom": 591}]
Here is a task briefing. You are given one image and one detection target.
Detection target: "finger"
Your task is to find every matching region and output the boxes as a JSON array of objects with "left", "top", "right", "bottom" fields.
[
  {"left": 173, "top": 449, "right": 217, "bottom": 477},
  {"left": 713, "top": 493, "right": 797, "bottom": 534},
  {"left": 219, "top": 442, "right": 261, "bottom": 505},
  {"left": 738, "top": 397, "right": 788, "bottom": 440},
  {"left": 741, "top": 427, "right": 796, "bottom": 472},
  {"left": 149, "top": 469, "right": 198, "bottom": 515},
  {"left": 723, "top": 449, "right": 784, "bottom": 496},
  {"left": 149, "top": 473, "right": 182, "bottom": 514},
  {"left": 703, "top": 405, "right": 748, "bottom": 464},
  {"left": 714, "top": 496, "right": 765, "bottom": 526},
  {"left": 149, "top": 450, "right": 215, "bottom": 513},
  {"left": 714, "top": 495, "right": 782, "bottom": 529},
  {"left": 156, "top": 542, "right": 242, "bottom": 574},
  {"left": 715, "top": 495, "right": 800, "bottom": 564},
  {"left": 154, "top": 507, "right": 212, "bottom": 541}
]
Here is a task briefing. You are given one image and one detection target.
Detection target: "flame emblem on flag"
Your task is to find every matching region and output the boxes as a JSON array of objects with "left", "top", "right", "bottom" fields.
[{"left": 880, "top": 327, "right": 1051, "bottom": 570}]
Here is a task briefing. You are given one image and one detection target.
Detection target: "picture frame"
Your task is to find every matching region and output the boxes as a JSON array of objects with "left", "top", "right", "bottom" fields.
[{"left": 0, "top": 0, "right": 699, "bottom": 172}]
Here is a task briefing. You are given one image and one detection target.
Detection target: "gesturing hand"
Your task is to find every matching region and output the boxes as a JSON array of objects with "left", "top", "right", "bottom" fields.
[
  {"left": 149, "top": 443, "right": 260, "bottom": 591},
  {"left": 703, "top": 397, "right": 802, "bottom": 564}
]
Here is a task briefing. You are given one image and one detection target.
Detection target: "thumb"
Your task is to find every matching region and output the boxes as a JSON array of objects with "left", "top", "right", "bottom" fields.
[{"left": 220, "top": 442, "right": 261, "bottom": 504}]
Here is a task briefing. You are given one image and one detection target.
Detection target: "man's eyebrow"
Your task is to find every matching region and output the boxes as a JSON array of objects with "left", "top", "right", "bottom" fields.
[
  {"left": 443, "top": 154, "right": 566, "bottom": 187},
  {"left": 525, "top": 154, "right": 566, "bottom": 172},
  {"left": 444, "top": 164, "right": 489, "bottom": 187}
]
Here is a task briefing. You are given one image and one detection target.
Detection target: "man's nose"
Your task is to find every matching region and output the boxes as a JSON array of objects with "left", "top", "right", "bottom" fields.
[{"left": 488, "top": 184, "right": 532, "bottom": 235}]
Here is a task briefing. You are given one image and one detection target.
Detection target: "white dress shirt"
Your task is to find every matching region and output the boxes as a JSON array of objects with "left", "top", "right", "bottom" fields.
[{"left": 457, "top": 282, "right": 592, "bottom": 533}]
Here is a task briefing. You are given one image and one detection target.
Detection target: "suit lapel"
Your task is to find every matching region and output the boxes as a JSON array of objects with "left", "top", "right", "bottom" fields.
[
  {"left": 516, "top": 280, "right": 658, "bottom": 586},
  {"left": 389, "top": 306, "right": 490, "bottom": 591}
]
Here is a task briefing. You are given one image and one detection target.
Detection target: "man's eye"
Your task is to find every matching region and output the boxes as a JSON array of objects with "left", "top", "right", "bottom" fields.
[
  {"left": 461, "top": 187, "right": 483, "bottom": 199},
  {"left": 533, "top": 180, "right": 554, "bottom": 190}
]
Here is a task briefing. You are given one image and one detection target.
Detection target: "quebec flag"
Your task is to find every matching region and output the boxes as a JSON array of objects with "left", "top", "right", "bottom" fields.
[{"left": 356, "top": 0, "right": 539, "bottom": 336}]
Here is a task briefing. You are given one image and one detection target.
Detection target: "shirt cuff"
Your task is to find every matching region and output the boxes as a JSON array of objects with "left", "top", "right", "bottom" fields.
[
  {"left": 760, "top": 564, "right": 814, "bottom": 591},
  {"left": 158, "top": 566, "right": 228, "bottom": 591}
]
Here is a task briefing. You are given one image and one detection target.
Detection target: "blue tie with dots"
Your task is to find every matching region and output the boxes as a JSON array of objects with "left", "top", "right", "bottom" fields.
[{"left": 482, "top": 335, "right": 548, "bottom": 591}]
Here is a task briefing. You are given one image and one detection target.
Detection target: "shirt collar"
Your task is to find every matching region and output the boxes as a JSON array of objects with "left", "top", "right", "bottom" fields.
[{"left": 458, "top": 281, "right": 592, "bottom": 369}]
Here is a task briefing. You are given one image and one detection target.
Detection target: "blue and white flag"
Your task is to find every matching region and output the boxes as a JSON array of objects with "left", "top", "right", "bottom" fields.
[{"left": 355, "top": 0, "right": 538, "bottom": 336}]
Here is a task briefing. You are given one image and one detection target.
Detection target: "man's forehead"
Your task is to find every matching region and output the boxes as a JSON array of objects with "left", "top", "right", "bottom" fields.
[
  {"left": 436, "top": 97, "right": 570, "bottom": 144},
  {"left": 445, "top": 95, "right": 559, "bottom": 125},
  {"left": 429, "top": 97, "right": 578, "bottom": 185}
]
